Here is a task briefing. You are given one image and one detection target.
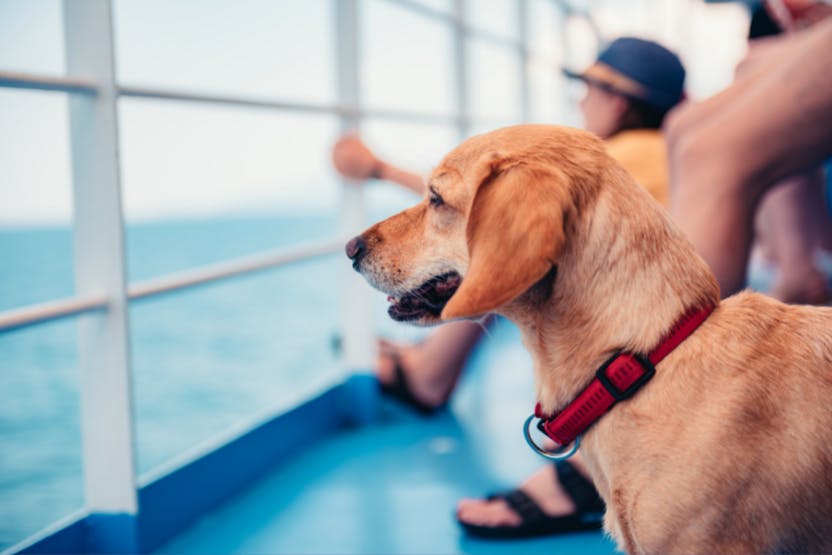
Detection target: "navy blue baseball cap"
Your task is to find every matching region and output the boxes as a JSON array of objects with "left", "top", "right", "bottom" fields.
[{"left": 563, "top": 37, "right": 686, "bottom": 110}]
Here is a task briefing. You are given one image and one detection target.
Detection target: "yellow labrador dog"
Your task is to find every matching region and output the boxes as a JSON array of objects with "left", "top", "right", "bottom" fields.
[{"left": 345, "top": 125, "right": 832, "bottom": 554}]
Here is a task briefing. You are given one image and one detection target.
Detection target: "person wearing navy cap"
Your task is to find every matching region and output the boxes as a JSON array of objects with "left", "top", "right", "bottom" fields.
[
  {"left": 564, "top": 37, "right": 686, "bottom": 112},
  {"left": 559, "top": 37, "right": 686, "bottom": 206}
]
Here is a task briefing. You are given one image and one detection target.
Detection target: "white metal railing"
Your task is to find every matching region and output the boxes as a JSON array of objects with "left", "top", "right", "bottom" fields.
[
  {"left": 0, "top": 70, "right": 98, "bottom": 95},
  {"left": 1, "top": 0, "right": 577, "bottom": 538},
  {"left": 127, "top": 239, "right": 344, "bottom": 301},
  {"left": 119, "top": 82, "right": 463, "bottom": 125},
  {"left": 0, "top": 295, "right": 108, "bottom": 334},
  {"left": 452, "top": 0, "right": 471, "bottom": 138},
  {"left": 63, "top": 0, "right": 137, "bottom": 514},
  {"left": 0, "top": 239, "right": 344, "bottom": 334},
  {"left": 117, "top": 83, "right": 349, "bottom": 115},
  {"left": 336, "top": 0, "right": 374, "bottom": 372}
]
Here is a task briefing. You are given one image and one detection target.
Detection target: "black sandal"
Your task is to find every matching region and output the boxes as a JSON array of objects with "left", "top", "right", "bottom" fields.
[
  {"left": 378, "top": 351, "right": 444, "bottom": 415},
  {"left": 458, "top": 461, "right": 605, "bottom": 539}
]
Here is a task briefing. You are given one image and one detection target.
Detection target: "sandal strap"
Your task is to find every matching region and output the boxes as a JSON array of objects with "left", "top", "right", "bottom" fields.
[
  {"left": 491, "top": 489, "right": 549, "bottom": 526},
  {"left": 468, "top": 485, "right": 604, "bottom": 538},
  {"left": 555, "top": 461, "right": 605, "bottom": 513}
]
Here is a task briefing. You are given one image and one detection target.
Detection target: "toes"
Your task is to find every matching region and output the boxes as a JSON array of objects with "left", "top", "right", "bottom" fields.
[{"left": 456, "top": 498, "right": 522, "bottom": 527}]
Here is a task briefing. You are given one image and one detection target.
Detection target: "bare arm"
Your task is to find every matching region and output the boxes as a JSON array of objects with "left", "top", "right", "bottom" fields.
[
  {"left": 332, "top": 135, "right": 426, "bottom": 195},
  {"left": 374, "top": 160, "right": 426, "bottom": 195}
]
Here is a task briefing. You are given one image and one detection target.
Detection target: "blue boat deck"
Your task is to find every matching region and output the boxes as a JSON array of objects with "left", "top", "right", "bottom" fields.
[{"left": 154, "top": 319, "right": 618, "bottom": 554}]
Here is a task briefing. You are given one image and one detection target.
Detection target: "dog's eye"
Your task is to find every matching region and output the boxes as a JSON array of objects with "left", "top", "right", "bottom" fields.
[{"left": 429, "top": 192, "right": 444, "bottom": 207}]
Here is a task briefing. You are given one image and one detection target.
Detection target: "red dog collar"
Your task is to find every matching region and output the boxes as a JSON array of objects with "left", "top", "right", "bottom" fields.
[{"left": 531, "top": 305, "right": 715, "bottom": 451}]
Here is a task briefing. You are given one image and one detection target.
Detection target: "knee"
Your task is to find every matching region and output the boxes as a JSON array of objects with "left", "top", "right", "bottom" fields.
[
  {"left": 662, "top": 103, "right": 691, "bottom": 156},
  {"left": 667, "top": 123, "right": 719, "bottom": 185},
  {"left": 663, "top": 98, "right": 709, "bottom": 158},
  {"left": 668, "top": 126, "right": 709, "bottom": 176},
  {"left": 666, "top": 117, "right": 748, "bottom": 199},
  {"left": 664, "top": 106, "right": 719, "bottom": 188}
]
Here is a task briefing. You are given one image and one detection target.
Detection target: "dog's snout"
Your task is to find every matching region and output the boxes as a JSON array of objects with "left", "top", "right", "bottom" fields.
[{"left": 345, "top": 235, "right": 367, "bottom": 262}]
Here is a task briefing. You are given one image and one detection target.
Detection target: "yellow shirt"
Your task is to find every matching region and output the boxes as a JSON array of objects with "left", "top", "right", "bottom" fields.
[{"left": 605, "top": 129, "right": 669, "bottom": 208}]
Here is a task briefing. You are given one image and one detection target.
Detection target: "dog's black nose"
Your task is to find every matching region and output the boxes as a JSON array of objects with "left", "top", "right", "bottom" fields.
[{"left": 345, "top": 235, "right": 366, "bottom": 262}]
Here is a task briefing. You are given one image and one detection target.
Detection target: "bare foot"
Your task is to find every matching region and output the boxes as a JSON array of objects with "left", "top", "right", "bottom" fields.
[{"left": 456, "top": 464, "right": 579, "bottom": 528}]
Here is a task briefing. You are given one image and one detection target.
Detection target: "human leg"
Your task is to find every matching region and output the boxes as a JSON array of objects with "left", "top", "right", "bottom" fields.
[
  {"left": 754, "top": 169, "right": 831, "bottom": 303},
  {"left": 377, "top": 318, "right": 489, "bottom": 411},
  {"left": 666, "top": 19, "right": 832, "bottom": 296}
]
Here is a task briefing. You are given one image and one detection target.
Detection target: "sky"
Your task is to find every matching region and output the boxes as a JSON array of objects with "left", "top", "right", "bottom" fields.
[{"left": 0, "top": 0, "right": 749, "bottom": 226}]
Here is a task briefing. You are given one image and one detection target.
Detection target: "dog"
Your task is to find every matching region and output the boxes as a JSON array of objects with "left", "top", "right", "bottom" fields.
[{"left": 345, "top": 124, "right": 832, "bottom": 554}]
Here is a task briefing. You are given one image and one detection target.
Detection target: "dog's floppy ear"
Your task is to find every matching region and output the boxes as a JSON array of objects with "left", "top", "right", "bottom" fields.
[{"left": 441, "top": 163, "right": 567, "bottom": 320}]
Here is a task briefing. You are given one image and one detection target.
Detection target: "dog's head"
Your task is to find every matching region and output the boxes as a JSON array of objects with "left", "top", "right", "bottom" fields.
[{"left": 346, "top": 125, "right": 603, "bottom": 326}]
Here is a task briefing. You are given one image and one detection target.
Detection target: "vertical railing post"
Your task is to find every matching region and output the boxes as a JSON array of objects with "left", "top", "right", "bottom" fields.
[
  {"left": 63, "top": 0, "right": 139, "bottom": 551},
  {"left": 556, "top": 3, "right": 576, "bottom": 125},
  {"left": 518, "top": 0, "right": 531, "bottom": 123},
  {"left": 452, "top": 0, "right": 470, "bottom": 141},
  {"left": 335, "top": 0, "right": 377, "bottom": 424}
]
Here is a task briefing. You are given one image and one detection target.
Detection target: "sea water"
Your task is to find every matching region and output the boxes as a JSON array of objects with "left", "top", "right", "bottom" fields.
[{"left": 0, "top": 214, "right": 402, "bottom": 549}]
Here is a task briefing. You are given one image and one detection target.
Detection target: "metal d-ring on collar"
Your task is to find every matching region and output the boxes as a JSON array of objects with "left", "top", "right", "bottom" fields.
[{"left": 523, "top": 414, "right": 581, "bottom": 461}]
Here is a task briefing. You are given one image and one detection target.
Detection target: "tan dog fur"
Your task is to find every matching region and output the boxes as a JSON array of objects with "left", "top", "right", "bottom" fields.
[{"left": 351, "top": 125, "right": 832, "bottom": 554}]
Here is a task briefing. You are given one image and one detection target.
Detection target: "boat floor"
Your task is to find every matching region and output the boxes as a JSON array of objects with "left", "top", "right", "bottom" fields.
[{"left": 155, "top": 319, "right": 618, "bottom": 554}]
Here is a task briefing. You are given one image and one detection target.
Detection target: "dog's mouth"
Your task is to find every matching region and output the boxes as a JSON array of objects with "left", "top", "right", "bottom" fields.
[{"left": 387, "top": 272, "right": 462, "bottom": 322}]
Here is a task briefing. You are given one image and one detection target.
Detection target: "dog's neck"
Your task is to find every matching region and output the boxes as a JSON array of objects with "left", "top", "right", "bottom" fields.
[{"left": 500, "top": 172, "right": 720, "bottom": 415}]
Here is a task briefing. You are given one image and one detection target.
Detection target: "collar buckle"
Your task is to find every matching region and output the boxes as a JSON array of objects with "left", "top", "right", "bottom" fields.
[{"left": 595, "top": 351, "right": 656, "bottom": 402}]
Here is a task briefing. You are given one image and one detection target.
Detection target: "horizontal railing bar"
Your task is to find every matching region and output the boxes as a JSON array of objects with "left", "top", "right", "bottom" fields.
[
  {"left": 464, "top": 27, "right": 525, "bottom": 50},
  {"left": 362, "top": 108, "right": 459, "bottom": 125},
  {"left": 382, "top": 0, "right": 526, "bottom": 51},
  {"left": 118, "top": 84, "right": 462, "bottom": 125},
  {"left": 0, "top": 73, "right": 514, "bottom": 125},
  {"left": 119, "top": 83, "right": 462, "bottom": 125},
  {"left": 0, "top": 240, "right": 343, "bottom": 335},
  {"left": 117, "top": 84, "right": 351, "bottom": 115},
  {"left": 0, "top": 295, "right": 107, "bottom": 334},
  {"left": 0, "top": 70, "right": 98, "bottom": 95},
  {"left": 383, "top": 0, "right": 456, "bottom": 23},
  {"left": 127, "top": 239, "right": 342, "bottom": 301}
]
